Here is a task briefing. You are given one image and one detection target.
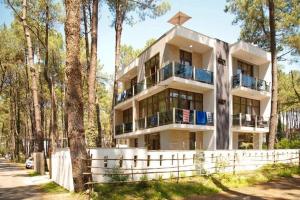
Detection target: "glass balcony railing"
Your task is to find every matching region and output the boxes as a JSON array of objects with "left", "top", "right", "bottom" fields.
[
  {"left": 137, "top": 108, "right": 214, "bottom": 131},
  {"left": 232, "top": 113, "right": 269, "bottom": 128},
  {"left": 115, "top": 122, "right": 133, "bottom": 135},
  {"left": 115, "top": 61, "right": 214, "bottom": 105},
  {"left": 116, "top": 108, "right": 214, "bottom": 135},
  {"left": 232, "top": 73, "right": 270, "bottom": 92}
]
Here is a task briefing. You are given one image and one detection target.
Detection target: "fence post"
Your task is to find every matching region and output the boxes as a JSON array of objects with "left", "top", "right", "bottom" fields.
[
  {"left": 298, "top": 150, "right": 300, "bottom": 166},
  {"left": 177, "top": 153, "right": 179, "bottom": 183},
  {"left": 131, "top": 165, "right": 134, "bottom": 181},
  {"left": 233, "top": 152, "right": 236, "bottom": 175},
  {"left": 273, "top": 150, "right": 276, "bottom": 165}
]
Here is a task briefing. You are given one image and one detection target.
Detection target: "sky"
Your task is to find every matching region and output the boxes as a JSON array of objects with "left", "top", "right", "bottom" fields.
[{"left": 0, "top": 0, "right": 298, "bottom": 74}]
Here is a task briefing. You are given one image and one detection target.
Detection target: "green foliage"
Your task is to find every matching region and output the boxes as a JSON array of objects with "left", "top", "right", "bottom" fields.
[
  {"left": 106, "top": 0, "right": 171, "bottom": 26},
  {"left": 104, "top": 167, "right": 129, "bottom": 182},
  {"left": 94, "top": 164, "right": 300, "bottom": 200},
  {"left": 275, "top": 138, "right": 300, "bottom": 149},
  {"left": 225, "top": 0, "right": 300, "bottom": 58},
  {"left": 40, "top": 182, "right": 68, "bottom": 193}
]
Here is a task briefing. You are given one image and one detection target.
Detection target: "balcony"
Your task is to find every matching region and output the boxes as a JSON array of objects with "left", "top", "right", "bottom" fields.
[
  {"left": 232, "top": 73, "right": 271, "bottom": 100},
  {"left": 115, "top": 122, "right": 133, "bottom": 135},
  {"left": 115, "top": 62, "right": 214, "bottom": 106},
  {"left": 135, "top": 108, "right": 214, "bottom": 131},
  {"left": 232, "top": 113, "right": 269, "bottom": 133}
]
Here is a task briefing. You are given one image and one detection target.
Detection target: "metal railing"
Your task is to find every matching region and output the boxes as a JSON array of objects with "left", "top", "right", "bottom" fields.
[
  {"left": 134, "top": 108, "right": 214, "bottom": 131},
  {"left": 115, "top": 61, "right": 213, "bottom": 105},
  {"left": 115, "top": 122, "right": 133, "bottom": 135},
  {"left": 232, "top": 113, "right": 269, "bottom": 128},
  {"left": 232, "top": 73, "right": 270, "bottom": 92}
]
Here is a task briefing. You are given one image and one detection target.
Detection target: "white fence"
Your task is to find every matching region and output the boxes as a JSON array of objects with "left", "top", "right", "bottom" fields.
[{"left": 51, "top": 148, "right": 300, "bottom": 191}]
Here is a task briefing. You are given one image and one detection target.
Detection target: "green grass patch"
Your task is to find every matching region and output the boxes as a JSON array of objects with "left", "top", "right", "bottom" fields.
[
  {"left": 93, "top": 164, "right": 300, "bottom": 200},
  {"left": 28, "top": 171, "right": 40, "bottom": 177},
  {"left": 40, "top": 182, "right": 68, "bottom": 193}
]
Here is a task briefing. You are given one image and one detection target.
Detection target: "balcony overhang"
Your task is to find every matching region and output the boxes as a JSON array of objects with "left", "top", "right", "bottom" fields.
[
  {"left": 230, "top": 41, "right": 270, "bottom": 65},
  {"left": 115, "top": 123, "right": 214, "bottom": 139},
  {"left": 116, "top": 26, "right": 215, "bottom": 81},
  {"left": 114, "top": 76, "right": 214, "bottom": 111},
  {"left": 116, "top": 59, "right": 138, "bottom": 82},
  {"left": 232, "top": 126, "right": 269, "bottom": 134},
  {"left": 231, "top": 86, "right": 271, "bottom": 100}
]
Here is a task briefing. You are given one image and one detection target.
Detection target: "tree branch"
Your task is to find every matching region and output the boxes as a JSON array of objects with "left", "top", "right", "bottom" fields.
[
  {"left": 7, "top": 0, "right": 46, "bottom": 49},
  {"left": 291, "top": 71, "right": 300, "bottom": 101}
]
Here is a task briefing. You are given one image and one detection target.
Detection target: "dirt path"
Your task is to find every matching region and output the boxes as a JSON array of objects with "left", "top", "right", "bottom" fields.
[
  {"left": 188, "top": 175, "right": 300, "bottom": 200},
  {"left": 0, "top": 158, "right": 84, "bottom": 200}
]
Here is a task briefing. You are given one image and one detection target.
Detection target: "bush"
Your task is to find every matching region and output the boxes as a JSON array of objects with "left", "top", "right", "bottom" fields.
[
  {"left": 276, "top": 138, "right": 300, "bottom": 149},
  {"left": 104, "top": 167, "right": 129, "bottom": 182}
]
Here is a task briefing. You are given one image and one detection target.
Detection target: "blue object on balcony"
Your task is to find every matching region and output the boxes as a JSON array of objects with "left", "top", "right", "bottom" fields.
[{"left": 196, "top": 111, "right": 207, "bottom": 125}]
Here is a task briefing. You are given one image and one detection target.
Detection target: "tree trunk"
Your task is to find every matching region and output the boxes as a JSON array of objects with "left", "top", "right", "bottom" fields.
[
  {"left": 111, "top": 2, "right": 124, "bottom": 146},
  {"left": 22, "top": 0, "right": 44, "bottom": 153},
  {"left": 96, "top": 96, "right": 102, "bottom": 147},
  {"left": 268, "top": 0, "right": 278, "bottom": 149},
  {"left": 87, "top": 0, "right": 99, "bottom": 147},
  {"left": 65, "top": 0, "right": 89, "bottom": 192},
  {"left": 82, "top": 2, "right": 90, "bottom": 71}
]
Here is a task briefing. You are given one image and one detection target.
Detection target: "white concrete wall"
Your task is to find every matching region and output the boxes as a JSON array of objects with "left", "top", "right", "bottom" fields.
[
  {"left": 52, "top": 148, "right": 299, "bottom": 191},
  {"left": 51, "top": 148, "right": 74, "bottom": 191}
]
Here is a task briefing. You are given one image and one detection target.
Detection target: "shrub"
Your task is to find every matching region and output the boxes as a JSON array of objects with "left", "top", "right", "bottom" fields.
[
  {"left": 104, "top": 167, "right": 129, "bottom": 182},
  {"left": 276, "top": 138, "right": 300, "bottom": 149}
]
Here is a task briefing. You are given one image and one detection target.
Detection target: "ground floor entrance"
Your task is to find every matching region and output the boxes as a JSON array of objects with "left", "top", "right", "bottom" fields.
[{"left": 232, "top": 132, "right": 264, "bottom": 149}]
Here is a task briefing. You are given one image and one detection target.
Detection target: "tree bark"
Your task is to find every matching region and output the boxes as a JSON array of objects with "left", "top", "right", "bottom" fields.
[
  {"left": 87, "top": 0, "right": 99, "bottom": 147},
  {"left": 268, "top": 0, "right": 278, "bottom": 149},
  {"left": 111, "top": 0, "right": 127, "bottom": 146},
  {"left": 22, "top": 0, "right": 44, "bottom": 152},
  {"left": 64, "top": 0, "right": 89, "bottom": 192}
]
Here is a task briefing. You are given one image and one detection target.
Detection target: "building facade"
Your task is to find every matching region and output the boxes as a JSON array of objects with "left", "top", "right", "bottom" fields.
[{"left": 113, "top": 25, "right": 271, "bottom": 150}]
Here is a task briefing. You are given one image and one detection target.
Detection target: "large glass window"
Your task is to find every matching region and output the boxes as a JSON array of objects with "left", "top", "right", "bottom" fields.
[
  {"left": 180, "top": 50, "right": 192, "bottom": 66},
  {"left": 145, "top": 133, "right": 160, "bottom": 150},
  {"left": 138, "top": 89, "right": 203, "bottom": 117},
  {"left": 123, "top": 108, "right": 132, "bottom": 123},
  {"left": 237, "top": 60, "right": 253, "bottom": 76},
  {"left": 233, "top": 96, "right": 260, "bottom": 115},
  {"left": 145, "top": 54, "right": 159, "bottom": 86}
]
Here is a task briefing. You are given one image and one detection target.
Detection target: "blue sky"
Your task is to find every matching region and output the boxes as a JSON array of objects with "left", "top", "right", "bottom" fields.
[{"left": 0, "top": 0, "right": 298, "bottom": 74}]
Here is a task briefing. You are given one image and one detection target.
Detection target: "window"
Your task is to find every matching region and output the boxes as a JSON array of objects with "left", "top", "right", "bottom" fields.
[
  {"left": 145, "top": 133, "right": 160, "bottom": 150},
  {"left": 237, "top": 60, "right": 254, "bottom": 76},
  {"left": 145, "top": 54, "right": 159, "bottom": 76},
  {"left": 134, "top": 138, "right": 138, "bottom": 148},
  {"left": 180, "top": 50, "right": 192, "bottom": 66},
  {"left": 123, "top": 108, "right": 132, "bottom": 123},
  {"left": 238, "top": 133, "right": 253, "bottom": 149},
  {"left": 189, "top": 132, "right": 196, "bottom": 150},
  {"left": 233, "top": 96, "right": 260, "bottom": 115}
]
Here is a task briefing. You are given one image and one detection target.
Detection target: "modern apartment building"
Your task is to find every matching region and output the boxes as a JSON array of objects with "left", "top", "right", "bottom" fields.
[{"left": 113, "top": 13, "right": 271, "bottom": 151}]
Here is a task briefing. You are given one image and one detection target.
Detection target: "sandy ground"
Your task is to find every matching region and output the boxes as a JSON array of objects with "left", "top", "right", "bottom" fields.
[
  {"left": 0, "top": 158, "right": 85, "bottom": 200},
  {"left": 1, "top": 157, "right": 300, "bottom": 200},
  {"left": 187, "top": 175, "right": 300, "bottom": 200}
]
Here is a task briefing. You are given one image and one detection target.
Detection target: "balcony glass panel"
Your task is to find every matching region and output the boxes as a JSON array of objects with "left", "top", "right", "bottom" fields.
[
  {"left": 175, "top": 108, "right": 194, "bottom": 124},
  {"left": 115, "top": 124, "right": 123, "bottom": 135},
  {"left": 124, "top": 122, "right": 133, "bottom": 133},
  {"left": 174, "top": 63, "right": 193, "bottom": 79},
  {"left": 195, "top": 68, "right": 213, "bottom": 84},
  {"left": 160, "top": 63, "right": 173, "bottom": 81},
  {"left": 146, "top": 74, "right": 156, "bottom": 89},
  {"left": 147, "top": 114, "right": 158, "bottom": 128},
  {"left": 232, "top": 73, "right": 270, "bottom": 92},
  {"left": 159, "top": 110, "right": 172, "bottom": 125}
]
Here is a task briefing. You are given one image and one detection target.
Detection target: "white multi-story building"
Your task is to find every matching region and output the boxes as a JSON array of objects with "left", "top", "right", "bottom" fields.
[{"left": 113, "top": 13, "right": 272, "bottom": 151}]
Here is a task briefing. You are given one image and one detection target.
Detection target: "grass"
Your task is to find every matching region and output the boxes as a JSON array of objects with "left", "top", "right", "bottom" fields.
[
  {"left": 93, "top": 164, "right": 300, "bottom": 200},
  {"left": 39, "top": 182, "right": 69, "bottom": 193},
  {"left": 28, "top": 171, "right": 40, "bottom": 177}
]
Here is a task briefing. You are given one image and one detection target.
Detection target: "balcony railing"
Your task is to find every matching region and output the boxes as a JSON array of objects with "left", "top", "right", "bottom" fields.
[
  {"left": 115, "top": 61, "right": 214, "bottom": 105},
  {"left": 232, "top": 73, "right": 270, "bottom": 92},
  {"left": 232, "top": 113, "right": 269, "bottom": 128},
  {"left": 136, "top": 108, "right": 214, "bottom": 131},
  {"left": 115, "top": 122, "right": 133, "bottom": 135}
]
